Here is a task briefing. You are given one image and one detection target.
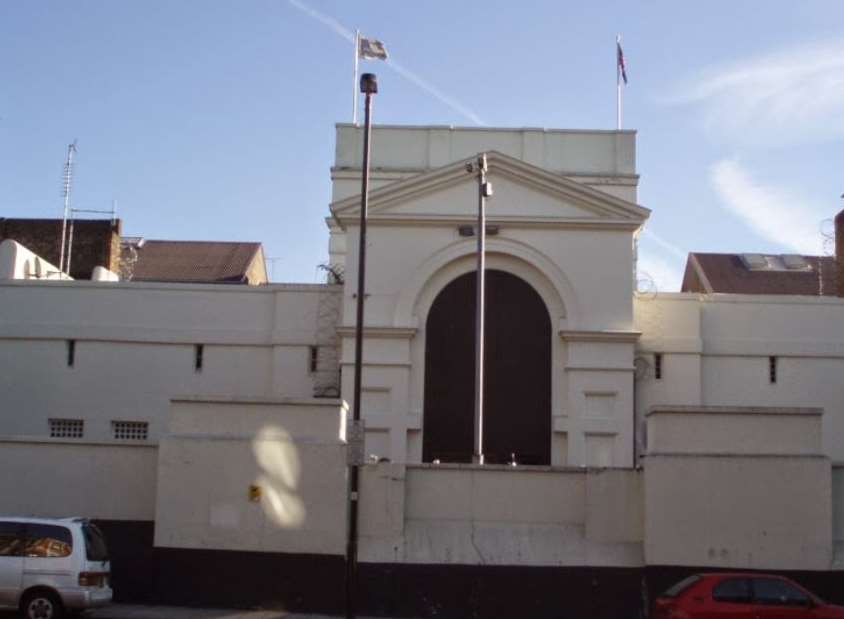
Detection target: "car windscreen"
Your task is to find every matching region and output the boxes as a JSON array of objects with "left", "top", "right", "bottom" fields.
[
  {"left": 82, "top": 523, "right": 109, "bottom": 562},
  {"left": 661, "top": 575, "right": 702, "bottom": 598}
]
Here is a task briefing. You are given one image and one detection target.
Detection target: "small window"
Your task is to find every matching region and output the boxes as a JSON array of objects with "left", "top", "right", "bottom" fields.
[
  {"left": 654, "top": 353, "right": 663, "bottom": 380},
  {"left": 112, "top": 421, "right": 149, "bottom": 441},
  {"left": 0, "top": 522, "right": 25, "bottom": 557},
  {"left": 769, "top": 356, "right": 777, "bottom": 384},
  {"left": 49, "top": 418, "right": 84, "bottom": 439},
  {"left": 752, "top": 578, "right": 810, "bottom": 607},
  {"left": 309, "top": 346, "right": 319, "bottom": 373},
  {"left": 194, "top": 344, "right": 204, "bottom": 372},
  {"left": 67, "top": 340, "right": 75, "bottom": 367},
  {"left": 23, "top": 524, "right": 73, "bottom": 558},
  {"left": 713, "top": 578, "right": 751, "bottom": 604}
]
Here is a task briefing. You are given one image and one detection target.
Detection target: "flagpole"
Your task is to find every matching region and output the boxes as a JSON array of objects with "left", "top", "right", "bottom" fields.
[
  {"left": 616, "top": 35, "right": 622, "bottom": 130},
  {"left": 473, "top": 154, "right": 487, "bottom": 466},
  {"left": 352, "top": 30, "right": 360, "bottom": 125}
]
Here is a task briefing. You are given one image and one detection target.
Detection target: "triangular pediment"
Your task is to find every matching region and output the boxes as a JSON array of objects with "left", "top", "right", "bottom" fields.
[{"left": 330, "top": 151, "right": 650, "bottom": 229}]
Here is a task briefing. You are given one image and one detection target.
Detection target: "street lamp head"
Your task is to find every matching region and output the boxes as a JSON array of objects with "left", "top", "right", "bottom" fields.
[
  {"left": 360, "top": 73, "right": 378, "bottom": 95},
  {"left": 478, "top": 153, "right": 488, "bottom": 173}
]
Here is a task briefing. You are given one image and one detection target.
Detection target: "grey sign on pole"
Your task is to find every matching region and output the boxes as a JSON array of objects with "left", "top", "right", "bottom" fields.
[{"left": 347, "top": 419, "right": 366, "bottom": 466}]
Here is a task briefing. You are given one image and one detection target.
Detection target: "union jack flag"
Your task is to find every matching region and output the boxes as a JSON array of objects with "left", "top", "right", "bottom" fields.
[{"left": 617, "top": 40, "right": 628, "bottom": 85}]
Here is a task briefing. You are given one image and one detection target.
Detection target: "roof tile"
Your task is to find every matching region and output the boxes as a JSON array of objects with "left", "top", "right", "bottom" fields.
[
  {"left": 683, "top": 253, "right": 838, "bottom": 296},
  {"left": 127, "top": 240, "right": 262, "bottom": 284}
]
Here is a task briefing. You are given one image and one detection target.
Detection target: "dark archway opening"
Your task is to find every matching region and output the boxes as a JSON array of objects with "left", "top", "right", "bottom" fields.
[{"left": 422, "top": 269, "right": 552, "bottom": 465}]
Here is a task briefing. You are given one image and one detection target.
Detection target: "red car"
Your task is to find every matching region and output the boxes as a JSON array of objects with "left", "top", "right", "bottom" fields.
[{"left": 653, "top": 573, "right": 844, "bottom": 618}]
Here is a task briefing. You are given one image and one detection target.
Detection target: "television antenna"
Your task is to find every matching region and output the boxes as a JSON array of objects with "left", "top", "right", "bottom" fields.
[{"left": 58, "top": 140, "right": 78, "bottom": 275}]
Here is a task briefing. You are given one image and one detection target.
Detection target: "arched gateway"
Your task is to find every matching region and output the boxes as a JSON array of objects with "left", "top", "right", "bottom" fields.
[{"left": 422, "top": 269, "right": 552, "bottom": 465}]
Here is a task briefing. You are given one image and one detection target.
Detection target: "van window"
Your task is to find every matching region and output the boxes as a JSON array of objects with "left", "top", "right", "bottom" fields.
[
  {"left": 82, "top": 523, "right": 109, "bottom": 561},
  {"left": 0, "top": 522, "right": 24, "bottom": 556},
  {"left": 24, "top": 524, "right": 72, "bottom": 558}
]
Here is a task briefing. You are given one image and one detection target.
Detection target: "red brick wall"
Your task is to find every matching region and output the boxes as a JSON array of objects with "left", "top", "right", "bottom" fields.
[{"left": 0, "top": 218, "right": 121, "bottom": 280}]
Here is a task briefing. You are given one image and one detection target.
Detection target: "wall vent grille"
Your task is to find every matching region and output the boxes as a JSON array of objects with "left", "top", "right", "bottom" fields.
[
  {"left": 49, "top": 418, "right": 84, "bottom": 439},
  {"left": 112, "top": 421, "right": 149, "bottom": 441}
]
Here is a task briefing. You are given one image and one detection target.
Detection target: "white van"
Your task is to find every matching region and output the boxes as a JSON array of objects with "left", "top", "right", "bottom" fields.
[{"left": 0, "top": 517, "right": 112, "bottom": 619}]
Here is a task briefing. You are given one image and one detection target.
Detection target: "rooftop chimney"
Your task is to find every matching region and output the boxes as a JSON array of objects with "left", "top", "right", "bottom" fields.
[{"left": 836, "top": 205, "right": 844, "bottom": 297}]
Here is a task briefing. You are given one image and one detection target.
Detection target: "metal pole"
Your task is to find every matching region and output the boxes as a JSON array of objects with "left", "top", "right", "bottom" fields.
[
  {"left": 473, "top": 153, "right": 488, "bottom": 465},
  {"left": 616, "top": 35, "right": 622, "bottom": 131},
  {"left": 352, "top": 31, "right": 360, "bottom": 125},
  {"left": 346, "top": 72, "right": 376, "bottom": 619},
  {"left": 66, "top": 214, "right": 76, "bottom": 278},
  {"left": 617, "top": 76, "right": 623, "bottom": 130}
]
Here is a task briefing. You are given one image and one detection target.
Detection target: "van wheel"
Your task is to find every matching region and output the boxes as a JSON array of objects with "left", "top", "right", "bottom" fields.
[{"left": 20, "top": 590, "right": 64, "bottom": 619}]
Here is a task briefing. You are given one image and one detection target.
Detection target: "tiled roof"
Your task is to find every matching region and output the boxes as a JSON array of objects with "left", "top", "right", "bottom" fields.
[
  {"left": 682, "top": 253, "right": 838, "bottom": 296},
  {"left": 127, "top": 240, "right": 263, "bottom": 284}
]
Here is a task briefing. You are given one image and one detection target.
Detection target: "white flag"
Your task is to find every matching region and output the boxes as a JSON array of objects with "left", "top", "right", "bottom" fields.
[{"left": 359, "top": 36, "right": 388, "bottom": 60}]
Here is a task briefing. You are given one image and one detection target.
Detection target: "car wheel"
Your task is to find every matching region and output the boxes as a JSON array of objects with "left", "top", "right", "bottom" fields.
[{"left": 20, "top": 590, "right": 64, "bottom": 619}]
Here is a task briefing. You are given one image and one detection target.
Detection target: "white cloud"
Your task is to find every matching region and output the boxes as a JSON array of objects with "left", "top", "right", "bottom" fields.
[
  {"left": 667, "top": 41, "right": 844, "bottom": 145},
  {"left": 710, "top": 159, "right": 825, "bottom": 254}
]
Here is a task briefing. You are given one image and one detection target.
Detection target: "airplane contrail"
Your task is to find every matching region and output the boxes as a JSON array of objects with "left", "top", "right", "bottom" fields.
[
  {"left": 384, "top": 58, "right": 486, "bottom": 126},
  {"left": 288, "top": 0, "right": 355, "bottom": 43},
  {"left": 642, "top": 228, "right": 687, "bottom": 261},
  {"left": 286, "top": 0, "right": 486, "bottom": 126}
]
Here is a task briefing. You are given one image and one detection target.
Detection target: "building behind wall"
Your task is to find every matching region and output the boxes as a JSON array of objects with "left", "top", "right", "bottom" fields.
[
  {"left": 0, "top": 217, "right": 269, "bottom": 285},
  {"left": 0, "top": 217, "right": 122, "bottom": 280},
  {"left": 1, "top": 123, "right": 844, "bottom": 617}
]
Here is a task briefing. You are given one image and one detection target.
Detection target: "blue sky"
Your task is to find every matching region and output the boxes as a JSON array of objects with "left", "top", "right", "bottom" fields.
[{"left": 2, "top": 1, "right": 843, "bottom": 288}]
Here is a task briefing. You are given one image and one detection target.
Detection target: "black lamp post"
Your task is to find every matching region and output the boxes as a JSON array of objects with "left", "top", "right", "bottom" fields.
[{"left": 345, "top": 71, "right": 377, "bottom": 619}]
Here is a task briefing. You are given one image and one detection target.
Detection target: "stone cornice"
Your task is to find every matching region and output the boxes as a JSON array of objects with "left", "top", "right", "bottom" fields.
[
  {"left": 331, "top": 166, "right": 641, "bottom": 185},
  {"left": 340, "top": 216, "right": 643, "bottom": 231},
  {"left": 646, "top": 405, "right": 823, "bottom": 418},
  {"left": 560, "top": 329, "right": 642, "bottom": 343},
  {"left": 336, "top": 326, "right": 417, "bottom": 339},
  {"left": 330, "top": 150, "right": 650, "bottom": 229}
]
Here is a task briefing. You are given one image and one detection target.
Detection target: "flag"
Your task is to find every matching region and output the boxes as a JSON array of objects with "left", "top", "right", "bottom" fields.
[
  {"left": 617, "top": 40, "right": 628, "bottom": 85},
  {"left": 359, "top": 36, "right": 388, "bottom": 60}
]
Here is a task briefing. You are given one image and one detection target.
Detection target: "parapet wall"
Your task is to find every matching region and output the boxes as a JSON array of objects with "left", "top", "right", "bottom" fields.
[
  {"left": 644, "top": 405, "right": 832, "bottom": 570},
  {"left": 360, "top": 463, "right": 644, "bottom": 567}
]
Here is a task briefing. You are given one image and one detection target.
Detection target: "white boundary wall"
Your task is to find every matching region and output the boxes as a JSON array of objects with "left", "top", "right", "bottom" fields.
[
  {"left": 635, "top": 293, "right": 844, "bottom": 462},
  {"left": 0, "top": 438, "right": 156, "bottom": 520},
  {"left": 0, "top": 280, "right": 340, "bottom": 442}
]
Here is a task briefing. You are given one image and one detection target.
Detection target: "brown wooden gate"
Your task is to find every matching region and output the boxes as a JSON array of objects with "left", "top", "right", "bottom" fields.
[{"left": 422, "top": 270, "right": 551, "bottom": 465}]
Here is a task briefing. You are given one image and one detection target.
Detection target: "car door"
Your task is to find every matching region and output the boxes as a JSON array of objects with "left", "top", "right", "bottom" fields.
[
  {"left": 750, "top": 577, "right": 815, "bottom": 619},
  {"left": 704, "top": 577, "right": 755, "bottom": 619},
  {"left": 0, "top": 521, "right": 24, "bottom": 607}
]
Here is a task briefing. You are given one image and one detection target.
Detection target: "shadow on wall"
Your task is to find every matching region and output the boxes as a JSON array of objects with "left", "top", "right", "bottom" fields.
[{"left": 252, "top": 425, "right": 306, "bottom": 529}]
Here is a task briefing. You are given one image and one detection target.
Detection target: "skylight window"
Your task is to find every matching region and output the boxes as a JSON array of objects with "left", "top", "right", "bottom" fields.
[
  {"left": 781, "top": 255, "right": 811, "bottom": 271},
  {"left": 741, "top": 254, "right": 813, "bottom": 272},
  {"left": 742, "top": 254, "right": 768, "bottom": 269}
]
